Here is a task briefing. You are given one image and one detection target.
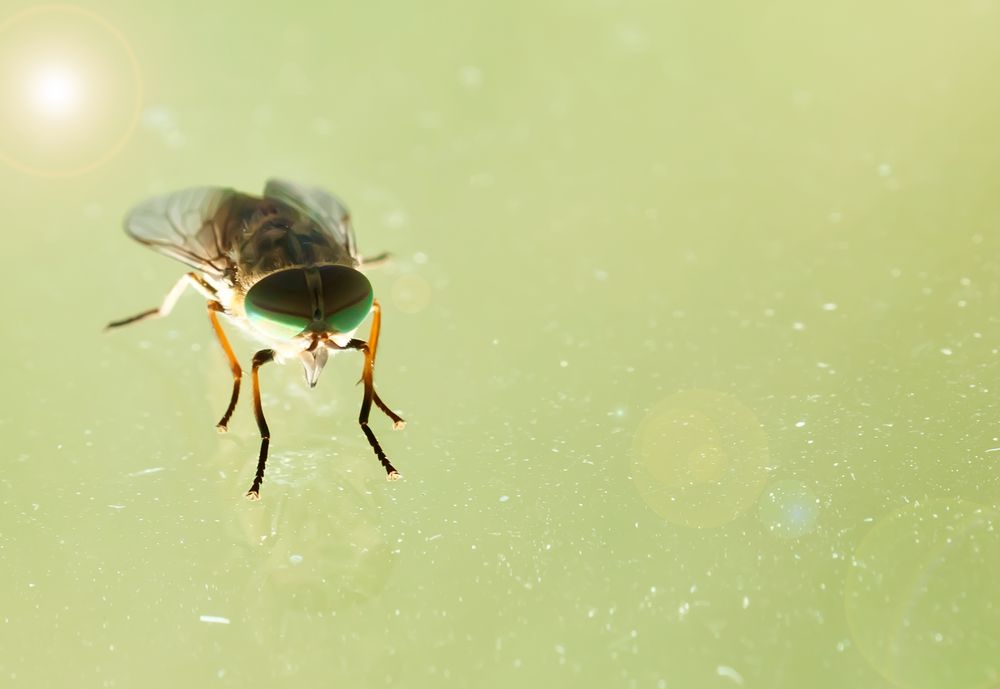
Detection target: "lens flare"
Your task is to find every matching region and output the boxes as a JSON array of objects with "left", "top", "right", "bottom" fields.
[
  {"left": 631, "top": 390, "right": 769, "bottom": 528},
  {"left": 29, "top": 65, "right": 81, "bottom": 118},
  {"left": 0, "top": 5, "right": 141, "bottom": 177},
  {"left": 845, "top": 499, "right": 1000, "bottom": 689}
]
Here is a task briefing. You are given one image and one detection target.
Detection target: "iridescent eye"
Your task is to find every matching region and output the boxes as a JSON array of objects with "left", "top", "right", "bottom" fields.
[
  {"left": 244, "top": 269, "right": 313, "bottom": 339},
  {"left": 318, "top": 265, "right": 373, "bottom": 333}
]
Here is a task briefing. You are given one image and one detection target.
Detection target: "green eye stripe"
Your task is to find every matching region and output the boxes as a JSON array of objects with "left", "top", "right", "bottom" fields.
[
  {"left": 326, "top": 291, "right": 374, "bottom": 333},
  {"left": 244, "top": 298, "right": 310, "bottom": 339}
]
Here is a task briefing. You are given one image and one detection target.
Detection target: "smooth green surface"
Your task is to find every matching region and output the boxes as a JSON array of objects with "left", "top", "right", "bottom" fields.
[{"left": 2, "top": 2, "right": 1000, "bottom": 688}]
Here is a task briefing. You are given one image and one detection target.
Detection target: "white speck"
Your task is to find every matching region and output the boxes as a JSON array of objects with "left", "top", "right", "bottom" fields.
[
  {"left": 940, "top": 348, "right": 953, "bottom": 356},
  {"left": 129, "top": 467, "right": 165, "bottom": 477},
  {"left": 742, "top": 596, "right": 749, "bottom": 609},
  {"left": 142, "top": 106, "right": 173, "bottom": 128},
  {"left": 822, "top": 303, "right": 838, "bottom": 311},
  {"left": 469, "top": 172, "right": 494, "bottom": 187},
  {"left": 816, "top": 361, "right": 829, "bottom": 369},
  {"left": 716, "top": 665, "right": 744, "bottom": 685},
  {"left": 499, "top": 495, "right": 510, "bottom": 503},
  {"left": 312, "top": 117, "right": 333, "bottom": 135},
  {"left": 985, "top": 447, "right": 1000, "bottom": 453},
  {"left": 878, "top": 164, "right": 892, "bottom": 177},
  {"left": 932, "top": 632, "right": 944, "bottom": 643},
  {"left": 426, "top": 533, "right": 442, "bottom": 541},
  {"left": 459, "top": 65, "right": 483, "bottom": 88},
  {"left": 554, "top": 644, "right": 566, "bottom": 655},
  {"left": 594, "top": 269, "right": 609, "bottom": 281},
  {"left": 199, "top": 615, "right": 230, "bottom": 625},
  {"left": 795, "top": 420, "right": 806, "bottom": 428},
  {"left": 107, "top": 504, "right": 126, "bottom": 510},
  {"left": 792, "top": 321, "right": 806, "bottom": 331},
  {"left": 413, "top": 252, "right": 428, "bottom": 264},
  {"left": 383, "top": 210, "right": 408, "bottom": 229},
  {"left": 559, "top": 360, "right": 569, "bottom": 368},
  {"left": 289, "top": 554, "right": 304, "bottom": 565},
  {"left": 828, "top": 211, "right": 843, "bottom": 224},
  {"left": 678, "top": 602, "right": 690, "bottom": 619},
  {"left": 615, "top": 23, "right": 649, "bottom": 51}
]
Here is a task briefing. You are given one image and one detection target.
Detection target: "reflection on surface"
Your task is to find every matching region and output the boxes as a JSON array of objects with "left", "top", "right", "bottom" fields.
[
  {"left": 631, "top": 390, "right": 768, "bottom": 528},
  {"left": 226, "top": 452, "right": 395, "bottom": 614},
  {"left": 845, "top": 499, "right": 1000, "bottom": 689}
]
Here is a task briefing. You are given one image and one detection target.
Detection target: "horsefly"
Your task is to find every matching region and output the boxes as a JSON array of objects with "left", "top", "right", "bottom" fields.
[{"left": 108, "top": 179, "right": 405, "bottom": 499}]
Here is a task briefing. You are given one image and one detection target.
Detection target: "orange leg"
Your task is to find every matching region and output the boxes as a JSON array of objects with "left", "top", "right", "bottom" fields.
[
  {"left": 207, "top": 302, "right": 242, "bottom": 431},
  {"left": 367, "top": 300, "right": 405, "bottom": 429}
]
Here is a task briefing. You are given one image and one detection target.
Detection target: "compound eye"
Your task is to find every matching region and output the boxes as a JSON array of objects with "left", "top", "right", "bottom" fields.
[
  {"left": 244, "top": 269, "right": 313, "bottom": 339},
  {"left": 319, "top": 266, "right": 373, "bottom": 333}
]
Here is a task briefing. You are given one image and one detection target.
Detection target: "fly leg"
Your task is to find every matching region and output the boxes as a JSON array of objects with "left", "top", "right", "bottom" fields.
[
  {"left": 106, "top": 272, "right": 216, "bottom": 328},
  {"left": 246, "top": 349, "right": 276, "bottom": 500},
  {"left": 107, "top": 273, "right": 240, "bottom": 432},
  {"left": 348, "top": 337, "right": 401, "bottom": 480},
  {"left": 207, "top": 302, "right": 242, "bottom": 431},
  {"left": 359, "top": 251, "right": 391, "bottom": 269},
  {"left": 366, "top": 299, "right": 406, "bottom": 429},
  {"left": 327, "top": 300, "right": 404, "bottom": 479}
]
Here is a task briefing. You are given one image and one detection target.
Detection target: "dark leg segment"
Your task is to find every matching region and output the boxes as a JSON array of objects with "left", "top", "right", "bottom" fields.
[
  {"left": 337, "top": 335, "right": 400, "bottom": 479},
  {"left": 246, "top": 349, "right": 276, "bottom": 500},
  {"left": 207, "top": 302, "right": 242, "bottom": 431},
  {"left": 359, "top": 251, "right": 391, "bottom": 268},
  {"left": 357, "top": 339, "right": 400, "bottom": 479}
]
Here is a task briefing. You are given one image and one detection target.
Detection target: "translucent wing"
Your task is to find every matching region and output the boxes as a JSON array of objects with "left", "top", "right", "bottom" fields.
[
  {"left": 263, "top": 179, "right": 359, "bottom": 258},
  {"left": 124, "top": 187, "right": 246, "bottom": 278}
]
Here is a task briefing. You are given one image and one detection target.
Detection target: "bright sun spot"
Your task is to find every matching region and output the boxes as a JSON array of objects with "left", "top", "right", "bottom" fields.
[{"left": 29, "top": 66, "right": 81, "bottom": 118}]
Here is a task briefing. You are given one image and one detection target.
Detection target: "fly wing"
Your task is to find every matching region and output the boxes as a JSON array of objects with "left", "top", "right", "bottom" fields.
[
  {"left": 263, "top": 179, "right": 359, "bottom": 259},
  {"left": 124, "top": 187, "right": 250, "bottom": 279}
]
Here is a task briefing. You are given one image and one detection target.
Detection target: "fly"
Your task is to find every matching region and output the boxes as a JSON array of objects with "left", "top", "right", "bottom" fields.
[{"left": 107, "top": 179, "right": 406, "bottom": 499}]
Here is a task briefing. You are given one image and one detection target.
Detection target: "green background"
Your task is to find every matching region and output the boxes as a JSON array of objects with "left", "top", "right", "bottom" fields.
[{"left": 2, "top": 1, "right": 1000, "bottom": 687}]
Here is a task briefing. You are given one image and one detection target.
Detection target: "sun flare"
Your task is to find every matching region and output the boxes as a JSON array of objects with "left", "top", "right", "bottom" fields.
[{"left": 29, "top": 65, "right": 82, "bottom": 118}]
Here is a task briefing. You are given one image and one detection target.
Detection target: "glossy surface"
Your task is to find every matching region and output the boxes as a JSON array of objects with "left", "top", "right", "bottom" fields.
[
  {"left": 2, "top": 1, "right": 1000, "bottom": 688},
  {"left": 244, "top": 268, "right": 314, "bottom": 338},
  {"left": 318, "top": 266, "right": 374, "bottom": 334}
]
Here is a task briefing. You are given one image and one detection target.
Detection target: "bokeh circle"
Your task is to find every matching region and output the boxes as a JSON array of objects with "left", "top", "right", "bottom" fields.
[
  {"left": 757, "top": 479, "right": 820, "bottom": 538},
  {"left": 631, "top": 390, "right": 769, "bottom": 528},
  {"left": 845, "top": 499, "right": 1000, "bottom": 689}
]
